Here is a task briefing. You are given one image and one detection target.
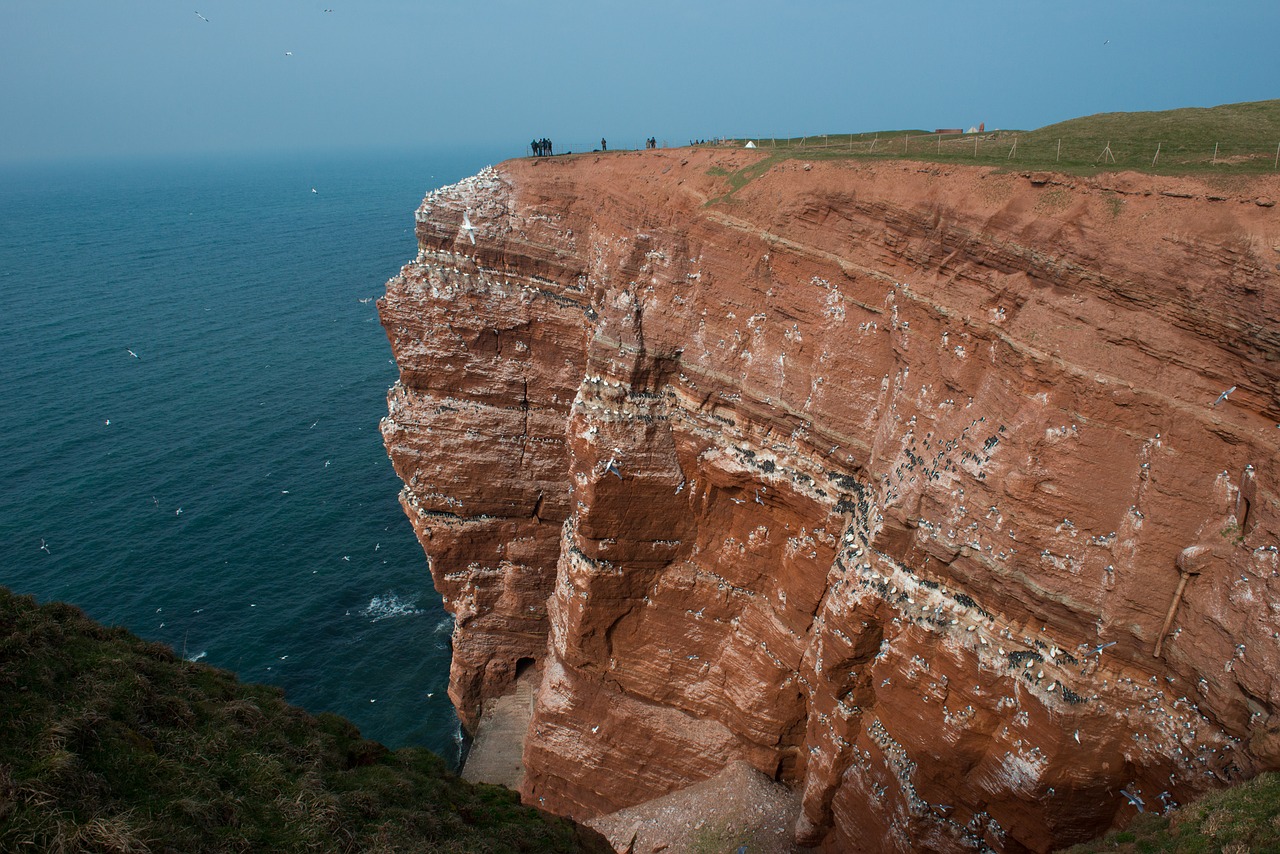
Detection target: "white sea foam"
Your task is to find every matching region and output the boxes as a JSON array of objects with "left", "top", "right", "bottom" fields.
[
  {"left": 185, "top": 650, "right": 207, "bottom": 662},
  {"left": 360, "top": 592, "right": 424, "bottom": 622}
]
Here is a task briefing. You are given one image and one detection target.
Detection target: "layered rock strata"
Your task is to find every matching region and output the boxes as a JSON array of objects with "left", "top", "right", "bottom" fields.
[{"left": 379, "top": 149, "right": 1280, "bottom": 853}]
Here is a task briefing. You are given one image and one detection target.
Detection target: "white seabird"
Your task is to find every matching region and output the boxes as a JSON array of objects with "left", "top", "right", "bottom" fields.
[
  {"left": 1120, "top": 787, "right": 1144, "bottom": 812},
  {"left": 195, "top": 11, "right": 210, "bottom": 22},
  {"left": 127, "top": 348, "right": 140, "bottom": 359},
  {"left": 39, "top": 538, "right": 50, "bottom": 554},
  {"left": 1213, "top": 385, "right": 1237, "bottom": 406},
  {"left": 460, "top": 210, "right": 477, "bottom": 244}
]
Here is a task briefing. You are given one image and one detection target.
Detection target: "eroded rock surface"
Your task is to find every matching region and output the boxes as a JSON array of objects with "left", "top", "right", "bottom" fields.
[{"left": 380, "top": 150, "right": 1280, "bottom": 853}]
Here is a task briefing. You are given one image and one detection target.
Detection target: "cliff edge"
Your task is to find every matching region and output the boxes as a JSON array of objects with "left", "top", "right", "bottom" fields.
[{"left": 379, "top": 148, "right": 1280, "bottom": 853}]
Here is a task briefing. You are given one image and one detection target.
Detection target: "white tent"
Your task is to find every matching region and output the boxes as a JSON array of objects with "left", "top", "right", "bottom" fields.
[{"left": 744, "top": 140, "right": 757, "bottom": 148}]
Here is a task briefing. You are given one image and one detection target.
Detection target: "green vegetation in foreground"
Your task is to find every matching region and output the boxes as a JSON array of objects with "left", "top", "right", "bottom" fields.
[
  {"left": 0, "top": 588, "right": 605, "bottom": 853},
  {"left": 704, "top": 99, "right": 1280, "bottom": 191},
  {"left": 1058, "top": 772, "right": 1280, "bottom": 853}
]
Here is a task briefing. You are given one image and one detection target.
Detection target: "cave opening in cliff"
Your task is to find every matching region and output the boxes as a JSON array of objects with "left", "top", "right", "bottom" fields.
[{"left": 515, "top": 656, "right": 537, "bottom": 680}]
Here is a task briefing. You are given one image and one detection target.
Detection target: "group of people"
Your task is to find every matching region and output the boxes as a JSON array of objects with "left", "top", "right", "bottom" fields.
[{"left": 530, "top": 136, "right": 660, "bottom": 157}]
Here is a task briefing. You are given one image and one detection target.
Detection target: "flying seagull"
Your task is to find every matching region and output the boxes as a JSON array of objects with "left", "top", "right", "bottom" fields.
[
  {"left": 1120, "top": 787, "right": 1145, "bottom": 812},
  {"left": 461, "top": 210, "right": 477, "bottom": 244},
  {"left": 1213, "top": 385, "right": 1236, "bottom": 406},
  {"left": 39, "top": 538, "right": 50, "bottom": 554},
  {"left": 1084, "top": 640, "right": 1118, "bottom": 657},
  {"left": 284, "top": 51, "right": 294, "bottom": 56},
  {"left": 127, "top": 348, "right": 140, "bottom": 359},
  {"left": 195, "top": 11, "right": 209, "bottom": 22},
  {"left": 604, "top": 458, "right": 623, "bottom": 480}
]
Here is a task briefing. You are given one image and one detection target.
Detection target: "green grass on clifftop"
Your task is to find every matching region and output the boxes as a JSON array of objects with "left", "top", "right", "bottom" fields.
[
  {"left": 714, "top": 99, "right": 1280, "bottom": 180},
  {"left": 1057, "top": 772, "right": 1280, "bottom": 854},
  {"left": 0, "top": 587, "right": 606, "bottom": 853}
]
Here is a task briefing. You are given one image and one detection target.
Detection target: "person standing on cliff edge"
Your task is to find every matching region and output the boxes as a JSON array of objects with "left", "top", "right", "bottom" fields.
[{"left": 601, "top": 138, "right": 607, "bottom": 151}]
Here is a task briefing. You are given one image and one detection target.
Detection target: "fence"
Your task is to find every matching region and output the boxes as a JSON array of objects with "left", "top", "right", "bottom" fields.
[{"left": 714, "top": 132, "right": 1280, "bottom": 173}]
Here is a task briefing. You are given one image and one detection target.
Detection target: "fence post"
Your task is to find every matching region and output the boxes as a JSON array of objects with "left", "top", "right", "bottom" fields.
[
  {"left": 1152, "top": 142, "right": 1160, "bottom": 168},
  {"left": 1212, "top": 142, "right": 1218, "bottom": 165}
]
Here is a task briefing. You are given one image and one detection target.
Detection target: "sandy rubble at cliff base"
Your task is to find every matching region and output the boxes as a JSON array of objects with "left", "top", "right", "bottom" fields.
[{"left": 586, "top": 761, "right": 810, "bottom": 853}]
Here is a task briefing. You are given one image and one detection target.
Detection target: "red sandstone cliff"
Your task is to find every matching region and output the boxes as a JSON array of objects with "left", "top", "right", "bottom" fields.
[{"left": 379, "top": 149, "right": 1280, "bottom": 853}]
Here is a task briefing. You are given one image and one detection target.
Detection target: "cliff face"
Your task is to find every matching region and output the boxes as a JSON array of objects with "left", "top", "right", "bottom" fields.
[{"left": 379, "top": 149, "right": 1280, "bottom": 853}]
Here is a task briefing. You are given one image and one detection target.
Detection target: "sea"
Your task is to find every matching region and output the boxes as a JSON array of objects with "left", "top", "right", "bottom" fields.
[{"left": 0, "top": 145, "right": 509, "bottom": 765}]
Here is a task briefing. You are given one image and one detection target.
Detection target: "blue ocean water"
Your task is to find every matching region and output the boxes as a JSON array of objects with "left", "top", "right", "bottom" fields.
[{"left": 0, "top": 146, "right": 506, "bottom": 763}]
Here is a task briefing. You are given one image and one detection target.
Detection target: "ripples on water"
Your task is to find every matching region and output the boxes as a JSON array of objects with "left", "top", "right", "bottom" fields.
[{"left": 0, "top": 147, "right": 505, "bottom": 763}]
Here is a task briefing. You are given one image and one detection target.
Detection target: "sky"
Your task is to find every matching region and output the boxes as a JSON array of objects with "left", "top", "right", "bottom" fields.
[{"left": 1, "top": 0, "right": 1277, "bottom": 163}]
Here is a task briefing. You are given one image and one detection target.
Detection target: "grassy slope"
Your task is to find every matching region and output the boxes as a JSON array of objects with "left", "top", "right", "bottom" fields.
[
  {"left": 0, "top": 588, "right": 606, "bottom": 854},
  {"left": 717, "top": 99, "right": 1280, "bottom": 182},
  {"left": 1058, "top": 773, "right": 1280, "bottom": 854}
]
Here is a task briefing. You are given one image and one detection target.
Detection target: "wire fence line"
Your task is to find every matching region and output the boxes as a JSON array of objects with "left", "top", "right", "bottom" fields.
[
  {"left": 510, "top": 133, "right": 1280, "bottom": 173},
  {"left": 718, "top": 132, "right": 1280, "bottom": 172}
]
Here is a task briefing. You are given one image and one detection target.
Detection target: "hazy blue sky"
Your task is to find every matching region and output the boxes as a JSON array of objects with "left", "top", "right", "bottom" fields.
[{"left": 2, "top": 0, "right": 1276, "bottom": 163}]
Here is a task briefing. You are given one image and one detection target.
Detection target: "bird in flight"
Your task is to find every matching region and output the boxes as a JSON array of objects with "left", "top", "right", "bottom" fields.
[
  {"left": 1213, "top": 385, "right": 1237, "bottom": 406},
  {"left": 39, "top": 538, "right": 50, "bottom": 554},
  {"left": 195, "top": 11, "right": 210, "bottom": 23},
  {"left": 127, "top": 348, "right": 140, "bottom": 359},
  {"left": 1120, "top": 787, "right": 1144, "bottom": 812},
  {"left": 460, "top": 210, "right": 478, "bottom": 244},
  {"left": 1085, "top": 640, "right": 1118, "bottom": 656},
  {"left": 284, "top": 51, "right": 294, "bottom": 56}
]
